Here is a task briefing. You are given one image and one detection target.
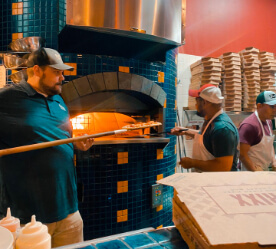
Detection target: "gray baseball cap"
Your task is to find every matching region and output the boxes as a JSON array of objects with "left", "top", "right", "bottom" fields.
[{"left": 27, "top": 47, "right": 74, "bottom": 71}]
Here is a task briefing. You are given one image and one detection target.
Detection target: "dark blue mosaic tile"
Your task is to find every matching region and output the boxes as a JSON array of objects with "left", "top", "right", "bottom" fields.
[
  {"left": 121, "top": 234, "right": 156, "bottom": 248},
  {"left": 95, "top": 240, "right": 129, "bottom": 249}
]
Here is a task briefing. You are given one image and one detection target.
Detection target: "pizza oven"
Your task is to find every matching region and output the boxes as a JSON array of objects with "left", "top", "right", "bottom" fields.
[
  {"left": 62, "top": 71, "right": 166, "bottom": 140},
  {"left": 61, "top": 65, "right": 176, "bottom": 240}
]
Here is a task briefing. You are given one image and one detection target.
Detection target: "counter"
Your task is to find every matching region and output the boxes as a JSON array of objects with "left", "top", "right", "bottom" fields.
[
  {"left": 55, "top": 226, "right": 188, "bottom": 249},
  {"left": 94, "top": 137, "right": 170, "bottom": 145}
]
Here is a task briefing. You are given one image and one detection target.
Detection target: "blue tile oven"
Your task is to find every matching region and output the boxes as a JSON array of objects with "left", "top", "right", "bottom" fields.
[{"left": 1, "top": 0, "right": 178, "bottom": 240}]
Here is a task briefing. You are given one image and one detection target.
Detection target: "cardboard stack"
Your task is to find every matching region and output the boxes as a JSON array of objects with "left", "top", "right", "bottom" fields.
[
  {"left": 240, "top": 47, "right": 261, "bottom": 112},
  {"left": 188, "top": 57, "right": 222, "bottom": 110},
  {"left": 259, "top": 51, "right": 276, "bottom": 92},
  {"left": 220, "top": 52, "right": 242, "bottom": 111},
  {"left": 158, "top": 172, "right": 276, "bottom": 249}
]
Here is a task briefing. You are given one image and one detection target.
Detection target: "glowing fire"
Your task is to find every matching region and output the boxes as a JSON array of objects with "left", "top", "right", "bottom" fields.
[{"left": 71, "top": 115, "right": 85, "bottom": 130}]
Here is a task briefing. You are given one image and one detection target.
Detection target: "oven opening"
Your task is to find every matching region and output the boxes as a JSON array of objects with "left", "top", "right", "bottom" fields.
[{"left": 70, "top": 112, "right": 161, "bottom": 139}]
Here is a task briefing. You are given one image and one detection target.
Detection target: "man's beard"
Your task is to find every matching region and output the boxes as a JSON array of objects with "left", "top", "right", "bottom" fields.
[
  {"left": 39, "top": 74, "right": 62, "bottom": 96},
  {"left": 196, "top": 110, "right": 204, "bottom": 117}
]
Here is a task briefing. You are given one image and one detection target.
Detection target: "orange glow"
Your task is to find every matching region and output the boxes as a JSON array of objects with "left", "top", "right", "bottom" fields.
[
  {"left": 71, "top": 115, "right": 85, "bottom": 130},
  {"left": 152, "top": 0, "right": 158, "bottom": 35},
  {"left": 115, "top": 0, "right": 119, "bottom": 29},
  {"left": 84, "top": 0, "right": 90, "bottom": 26},
  {"left": 138, "top": 1, "right": 142, "bottom": 29},
  {"left": 70, "top": 112, "right": 144, "bottom": 138}
]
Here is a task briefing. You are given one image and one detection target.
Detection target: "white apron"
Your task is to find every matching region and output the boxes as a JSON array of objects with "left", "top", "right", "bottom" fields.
[
  {"left": 191, "top": 110, "right": 223, "bottom": 172},
  {"left": 241, "top": 111, "right": 275, "bottom": 171}
]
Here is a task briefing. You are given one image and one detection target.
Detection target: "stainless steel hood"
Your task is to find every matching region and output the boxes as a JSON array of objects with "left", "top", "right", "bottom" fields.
[{"left": 58, "top": 0, "right": 186, "bottom": 61}]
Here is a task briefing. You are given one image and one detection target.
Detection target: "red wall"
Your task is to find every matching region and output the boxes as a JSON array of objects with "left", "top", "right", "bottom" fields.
[{"left": 179, "top": 0, "right": 276, "bottom": 57}]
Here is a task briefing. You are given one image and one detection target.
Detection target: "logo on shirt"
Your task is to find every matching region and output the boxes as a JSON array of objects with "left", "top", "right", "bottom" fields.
[{"left": 59, "top": 104, "right": 66, "bottom": 111}]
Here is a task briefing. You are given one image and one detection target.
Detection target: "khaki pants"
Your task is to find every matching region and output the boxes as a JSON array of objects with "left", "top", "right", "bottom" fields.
[{"left": 46, "top": 211, "right": 83, "bottom": 248}]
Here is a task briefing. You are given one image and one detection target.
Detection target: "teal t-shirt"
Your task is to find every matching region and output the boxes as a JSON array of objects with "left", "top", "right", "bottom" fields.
[
  {"left": 0, "top": 82, "right": 78, "bottom": 223},
  {"left": 202, "top": 112, "right": 239, "bottom": 171}
]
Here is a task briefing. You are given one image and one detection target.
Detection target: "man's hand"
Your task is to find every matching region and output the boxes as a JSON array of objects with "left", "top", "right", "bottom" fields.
[
  {"left": 74, "top": 137, "right": 94, "bottom": 151},
  {"left": 179, "top": 157, "right": 194, "bottom": 169},
  {"left": 179, "top": 155, "right": 234, "bottom": 172},
  {"left": 170, "top": 127, "right": 195, "bottom": 139}
]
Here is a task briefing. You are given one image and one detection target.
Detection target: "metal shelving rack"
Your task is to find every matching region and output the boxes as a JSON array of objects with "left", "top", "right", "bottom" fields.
[{"left": 183, "top": 108, "right": 252, "bottom": 129}]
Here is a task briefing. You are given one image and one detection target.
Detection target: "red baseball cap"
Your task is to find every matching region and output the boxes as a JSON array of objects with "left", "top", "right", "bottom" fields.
[{"left": 189, "top": 84, "right": 224, "bottom": 104}]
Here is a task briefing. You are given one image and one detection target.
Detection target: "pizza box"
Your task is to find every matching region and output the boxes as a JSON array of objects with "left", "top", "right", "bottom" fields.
[
  {"left": 243, "top": 58, "right": 261, "bottom": 64},
  {"left": 243, "top": 75, "right": 261, "bottom": 81},
  {"left": 224, "top": 69, "right": 242, "bottom": 74},
  {"left": 241, "top": 54, "right": 259, "bottom": 60},
  {"left": 261, "top": 86, "right": 276, "bottom": 91},
  {"left": 222, "top": 52, "right": 240, "bottom": 57},
  {"left": 259, "top": 51, "right": 274, "bottom": 58},
  {"left": 225, "top": 107, "right": 242, "bottom": 112},
  {"left": 223, "top": 75, "right": 242, "bottom": 80},
  {"left": 260, "top": 72, "right": 275, "bottom": 77},
  {"left": 261, "top": 79, "right": 275, "bottom": 84},
  {"left": 224, "top": 82, "right": 242, "bottom": 87},
  {"left": 222, "top": 60, "right": 241, "bottom": 66},
  {"left": 223, "top": 65, "right": 241, "bottom": 70},
  {"left": 243, "top": 108, "right": 256, "bottom": 112},
  {"left": 244, "top": 71, "right": 260, "bottom": 77},
  {"left": 225, "top": 100, "right": 242, "bottom": 106},
  {"left": 241, "top": 47, "right": 260, "bottom": 53},
  {"left": 243, "top": 63, "right": 260, "bottom": 69},
  {"left": 158, "top": 172, "right": 276, "bottom": 249},
  {"left": 224, "top": 78, "right": 242, "bottom": 83},
  {"left": 261, "top": 65, "right": 276, "bottom": 71},
  {"left": 225, "top": 94, "right": 242, "bottom": 100},
  {"left": 201, "top": 57, "right": 220, "bottom": 63},
  {"left": 190, "top": 60, "right": 202, "bottom": 69}
]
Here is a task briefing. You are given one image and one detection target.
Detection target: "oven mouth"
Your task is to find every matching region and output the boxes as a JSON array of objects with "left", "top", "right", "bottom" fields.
[{"left": 62, "top": 72, "right": 166, "bottom": 117}]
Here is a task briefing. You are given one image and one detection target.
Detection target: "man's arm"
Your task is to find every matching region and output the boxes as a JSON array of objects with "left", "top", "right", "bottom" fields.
[
  {"left": 180, "top": 155, "right": 233, "bottom": 172},
  {"left": 239, "top": 142, "right": 259, "bottom": 171}
]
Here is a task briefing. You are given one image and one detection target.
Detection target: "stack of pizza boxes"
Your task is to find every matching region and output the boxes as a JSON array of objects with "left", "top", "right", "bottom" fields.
[
  {"left": 220, "top": 52, "right": 242, "bottom": 111},
  {"left": 240, "top": 47, "right": 261, "bottom": 112},
  {"left": 188, "top": 57, "right": 222, "bottom": 110},
  {"left": 259, "top": 51, "right": 276, "bottom": 92},
  {"left": 158, "top": 172, "right": 276, "bottom": 249}
]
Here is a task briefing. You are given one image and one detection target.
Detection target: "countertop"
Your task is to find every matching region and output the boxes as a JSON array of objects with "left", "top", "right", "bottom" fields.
[{"left": 55, "top": 226, "right": 188, "bottom": 249}]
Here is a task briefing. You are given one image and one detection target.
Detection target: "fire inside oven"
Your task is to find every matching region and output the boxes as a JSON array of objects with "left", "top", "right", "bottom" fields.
[{"left": 70, "top": 112, "right": 160, "bottom": 139}]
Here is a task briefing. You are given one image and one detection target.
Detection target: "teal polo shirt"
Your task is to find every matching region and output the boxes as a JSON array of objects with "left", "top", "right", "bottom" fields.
[
  {"left": 202, "top": 112, "right": 239, "bottom": 171},
  {"left": 0, "top": 81, "right": 78, "bottom": 223}
]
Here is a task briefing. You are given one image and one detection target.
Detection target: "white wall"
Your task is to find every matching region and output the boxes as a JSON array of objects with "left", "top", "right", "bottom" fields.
[
  {"left": 175, "top": 53, "right": 201, "bottom": 173},
  {"left": 177, "top": 53, "right": 202, "bottom": 123}
]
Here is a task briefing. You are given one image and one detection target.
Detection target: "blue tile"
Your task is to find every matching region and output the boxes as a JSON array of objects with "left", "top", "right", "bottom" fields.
[
  {"left": 76, "top": 246, "right": 96, "bottom": 249},
  {"left": 95, "top": 240, "right": 129, "bottom": 249},
  {"left": 160, "top": 240, "right": 189, "bottom": 249},
  {"left": 122, "top": 234, "right": 156, "bottom": 248}
]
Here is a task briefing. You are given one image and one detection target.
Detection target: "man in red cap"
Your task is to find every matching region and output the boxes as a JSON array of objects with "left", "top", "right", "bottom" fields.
[{"left": 171, "top": 84, "right": 239, "bottom": 171}]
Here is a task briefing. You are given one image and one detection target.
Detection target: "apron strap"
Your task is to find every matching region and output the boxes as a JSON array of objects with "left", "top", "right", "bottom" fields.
[
  {"left": 254, "top": 111, "right": 272, "bottom": 136},
  {"left": 202, "top": 109, "right": 223, "bottom": 136}
]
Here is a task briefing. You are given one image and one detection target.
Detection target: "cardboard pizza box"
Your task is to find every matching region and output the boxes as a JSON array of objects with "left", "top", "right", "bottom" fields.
[
  {"left": 158, "top": 172, "right": 276, "bottom": 249},
  {"left": 241, "top": 47, "right": 260, "bottom": 53},
  {"left": 259, "top": 51, "right": 274, "bottom": 58}
]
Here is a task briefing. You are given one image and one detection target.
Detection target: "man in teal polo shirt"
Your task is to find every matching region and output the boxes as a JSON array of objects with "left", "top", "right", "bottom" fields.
[{"left": 0, "top": 48, "right": 94, "bottom": 247}]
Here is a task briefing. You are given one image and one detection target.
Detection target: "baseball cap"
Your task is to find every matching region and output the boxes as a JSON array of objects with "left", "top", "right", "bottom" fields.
[
  {"left": 26, "top": 48, "right": 74, "bottom": 71},
  {"left": 256, "top": 91, "right": 276, "bottom": 105},
  {"left": 189, "top": 84, "right": 224, "bottom": 104}
]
